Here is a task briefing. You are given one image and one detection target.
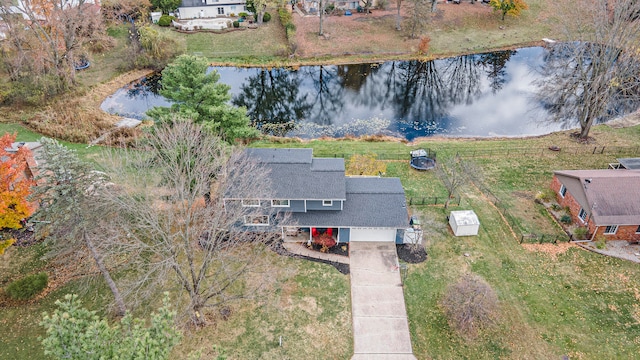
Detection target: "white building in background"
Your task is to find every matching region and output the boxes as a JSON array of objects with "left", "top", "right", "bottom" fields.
[{"left": 177, "top": 0, "right": 248, "bottom": 19}]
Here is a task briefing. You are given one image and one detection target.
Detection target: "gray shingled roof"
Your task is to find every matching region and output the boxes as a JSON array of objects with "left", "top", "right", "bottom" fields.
[
  {"left": 291, "top": 177, "right": 409, "bottom": 228},
  {"left": 346, "top": 177, "right": 405, "bottom": 194},
  {"left": 291, "top": 193, "right": 409, "bottom": 228},
  {"left": 311, "top": 158, "right": 345, "bottom": 171},
  {"left": 246, "top": 148, "right": 312, "bottom": 164},
  {"left": 230, "top": 148, "right": 346, "bottom": 200},
  {"left": 554, "top": 169, "right": 640, "bottom": 225}
]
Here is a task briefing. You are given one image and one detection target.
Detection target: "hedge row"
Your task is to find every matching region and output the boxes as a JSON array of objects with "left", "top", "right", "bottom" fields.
[{"left": 278, "top": 8, "right": 297, "bottom": 55}]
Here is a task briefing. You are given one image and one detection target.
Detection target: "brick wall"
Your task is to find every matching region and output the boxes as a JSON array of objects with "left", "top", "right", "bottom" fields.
[{"left": 551, "top": 175, "right": 640, "bottom": 241}]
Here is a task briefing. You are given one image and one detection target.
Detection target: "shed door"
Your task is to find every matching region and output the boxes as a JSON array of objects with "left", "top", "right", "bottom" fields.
[{"left": 350, "top": 227, "right": 396, "bottom": 242}]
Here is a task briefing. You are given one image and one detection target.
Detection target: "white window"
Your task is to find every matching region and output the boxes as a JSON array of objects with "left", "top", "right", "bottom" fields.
[
  {"left": 244, "top": 215, "right": 269, "bottom": 226},
  {"left": 322, "top": 200, "right": 333, "bottom": 206},
  {"left": 242, "top": 199, "right": 260, "bottom": 207},
  {"left": 636, "top": 225, "right": 640, "bottom": 234},
  {"left": 604, "top": 225, "right": 618, "bottom": 234},
  {"left": 578, "top": 208, "right": 587, "bottom": 222},
  {"left": 231, "top": 5, "right": 236, "bottom": 10},
  {"left": 271, "top": 199, "right": 290, "bottom": 207},
  {"left": 217, "top": 7, "right": 224, "bottom": 14},
  {"left": 559, "top": 184, "right": 567, "bottom": 198}
]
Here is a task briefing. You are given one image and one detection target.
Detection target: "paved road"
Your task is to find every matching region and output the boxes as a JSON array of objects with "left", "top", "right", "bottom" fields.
[{"left": 349, "top": 242, "right": 416, "bottom": 360}]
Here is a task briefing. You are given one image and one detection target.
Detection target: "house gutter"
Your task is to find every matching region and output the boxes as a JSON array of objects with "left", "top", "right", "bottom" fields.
[{"left": 590, "top": 226, "right": 599, "bottom": 241}]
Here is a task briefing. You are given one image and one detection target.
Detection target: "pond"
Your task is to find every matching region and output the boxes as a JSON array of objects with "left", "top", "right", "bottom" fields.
[{"left": 100, "top": 47, "right": 633, "bottom": 140}]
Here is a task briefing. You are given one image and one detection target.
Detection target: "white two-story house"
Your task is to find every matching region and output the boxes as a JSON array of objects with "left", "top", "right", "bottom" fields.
[{"left": 178, "top": 0, "right": 248, "bottom": 19}]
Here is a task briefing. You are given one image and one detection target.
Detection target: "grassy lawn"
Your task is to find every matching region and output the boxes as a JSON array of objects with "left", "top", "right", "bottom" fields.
[{"left": 2, "top": 124, "right": 640, "bottom": 358}]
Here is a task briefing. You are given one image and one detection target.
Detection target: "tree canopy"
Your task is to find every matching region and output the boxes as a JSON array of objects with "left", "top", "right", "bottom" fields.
[
  {"left": 147, "top": 55, "right": 258, "bottom": 143},
  {"left": 41, "top": 293, "right": 181, "bottom": 360},
  {"left": 489, "top": 0, "right": 528, "bottom": 21},
  {"left": 0, "top": 134, "right": 35, "bottom": 230}
]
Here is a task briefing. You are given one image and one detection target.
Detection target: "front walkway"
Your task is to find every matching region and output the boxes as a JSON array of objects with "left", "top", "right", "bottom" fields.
[{"left": 349, "top": 242, "right": 416, "bottom": 360}]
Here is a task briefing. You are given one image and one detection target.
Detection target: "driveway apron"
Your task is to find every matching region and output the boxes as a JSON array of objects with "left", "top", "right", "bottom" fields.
[{"left": 349, "top": 242, "right": 416, "bottom": 359}]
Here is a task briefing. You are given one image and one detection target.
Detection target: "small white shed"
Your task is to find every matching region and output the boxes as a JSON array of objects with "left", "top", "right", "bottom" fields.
[{"left": 449, "top": 210, "right": 480, "bottom": 236}]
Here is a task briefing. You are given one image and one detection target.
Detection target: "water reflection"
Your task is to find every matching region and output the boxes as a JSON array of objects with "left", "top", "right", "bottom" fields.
[{"left": 100, "top": 47, "right": 634, "bottom": 140}]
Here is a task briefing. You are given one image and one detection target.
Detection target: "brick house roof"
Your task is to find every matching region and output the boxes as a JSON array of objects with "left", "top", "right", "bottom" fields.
[{"left": 553, "top": 169, "right": 640, "bottom": 225}]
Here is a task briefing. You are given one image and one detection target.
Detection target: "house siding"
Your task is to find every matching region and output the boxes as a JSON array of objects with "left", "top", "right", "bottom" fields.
[
  {"left": 552, "top": 176, "right": 597, "bottom": 235},
  {"left": 306, "top": 200, "right": 342, "bottom": 211},
  {"left": 592, "top": 225, "right": 640, "bottom": 241},
  {"left": 339, "top": 228, "right": 350, "bottom": 243},
  {"left": 552, "top": 175, "right": 640, "bottom": 241},
  {"left": 178, "top": 4, "right": 246, "bottom": 19}
]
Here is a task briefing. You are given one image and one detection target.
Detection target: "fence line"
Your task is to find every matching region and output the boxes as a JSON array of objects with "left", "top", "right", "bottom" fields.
[
  {"left": 407, "top": 196, "right": 460, "bottom": 207},
  {"left": 314, "top": 148, "right": 437, "bottom": 161},
  {"left": 460, "top": 159, "right": 570, "bottom": 244},
  {"left": 456, "top": 145, "right": 640, "bottom": 159}
]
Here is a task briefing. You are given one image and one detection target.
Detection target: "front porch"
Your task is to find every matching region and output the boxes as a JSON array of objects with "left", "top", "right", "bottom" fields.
[{"left": 282, "top": 226, "right": 339, "bottom": 245}]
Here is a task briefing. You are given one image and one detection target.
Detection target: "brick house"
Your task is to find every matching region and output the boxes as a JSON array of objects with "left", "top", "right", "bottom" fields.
[{"left": 551, "top": 169, "right": 640, "bottom": 241}]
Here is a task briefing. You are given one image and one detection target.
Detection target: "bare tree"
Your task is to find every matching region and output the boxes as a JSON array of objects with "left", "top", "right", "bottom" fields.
[
  {"left": 101, "top": 121, "right": 290, "bottom": 326},
  {"left": 440, "top": 273, "right": 500, "bottom": 339},
  {"left": 0, "top": 0, "right": 106, "bottom": 93},
  {"left": 395, "top": 0, "right": 402, "bottom": 30},
  {"left": 407, "top": 0, "right": 430, "bottom": 39},
  {"left": 537, "top": 0, "right": 640, "bottom": 140},
  {"left": 319, "top": 0, "right": 324, "bottom": 35},
  {"left": 31, "top": 138, "right": 127, "bottom": 316},
  {"left": 435, "top": 156, "right": 468, "bottom": 208}
]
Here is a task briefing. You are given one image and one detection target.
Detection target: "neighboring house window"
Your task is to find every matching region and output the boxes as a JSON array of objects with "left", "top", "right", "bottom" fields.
[
  {"left": 242, "top": 199, "right": 260, "bottom": 207},
  {"left": 578, "top": 208, "right": 587, "bottom": 222},
  {"left": 559, "top": 184, "right": 567, "bottom": 198},
  {"left": 271, "top": 199, "right": 290, "bottom": 207},
  {"left": 231, "top": 5, "right": 236, "bottom": 10},
  {"left": 217, "top": 7, "right": 224, "bottom": 14},
  {"left": 604, "top": 225, "right": 618, "bottom": 234},
  {"left": 244, "top": 215, "right": 269, "bottom": 226},
  {"left": 322, "top": 200, "right": 333, "bottom": 206},
  {"left": 244, "top": 5, "right": 247, "bottom": 11}
]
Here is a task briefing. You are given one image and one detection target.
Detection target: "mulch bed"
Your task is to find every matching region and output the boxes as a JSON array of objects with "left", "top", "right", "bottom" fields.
[
  {"left": 396, "top": 244, "right": 427, "bottom": 263},
  {"left": 2, "top": 228, "right": 38, "bottom": 247}
]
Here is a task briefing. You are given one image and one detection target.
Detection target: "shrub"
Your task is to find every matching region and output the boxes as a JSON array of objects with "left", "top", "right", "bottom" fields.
[
  {"left": 536, "top": 188, "right": 557, "bottom": 203},
  {"left": 263, "top": 11, "right": 272, "bottom": 22},
  {"left": 550, "top": 203, "right": 561, "bottom": 211},
  {"left": 440, "top": 273, "right": 499, "bottom": 339},
  {"left": 6, "top": 272, "right": 48, "bottom": 300},
  {"left": 0, "top": 238, "right": 15, "bottom": 255},
  {"left": 595, "top": 236, "right": 606, "bottom": 249},
  {"left": 559, "top": 214, "right": 572, "bottom": 224},
  {"left": 233, "top": 20, "right": 240, "bottom": 28},
  {"left": 157, "top": 15, "right": 175, "bottom": 27},
  {"left": 573, "top": 226, "right": 589, "bottom": 240},
  {"left": 376, "top": 0, "right": 389, "bottom": 10},
  {"left": 230, "top": 12, "right": 236, "bottom": 17},
  {"left": 418, "top": 36, "right": 431, "bottom": 55},
  {"left": 239, "top": 12, "right": 248, "bottom": 18}
]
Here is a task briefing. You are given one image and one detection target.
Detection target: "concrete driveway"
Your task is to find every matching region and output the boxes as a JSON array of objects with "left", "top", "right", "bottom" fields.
[{"left": 349, "top": 242, "right": 416, "bottom": 360}]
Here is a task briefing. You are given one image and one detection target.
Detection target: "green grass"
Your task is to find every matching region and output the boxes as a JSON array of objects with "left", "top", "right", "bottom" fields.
[
  {"left": 405, "top": 196, "right": 640, "bottom": 358},
  {"left": 2, "top": 124, "right": 640, "bottom": 358},
  {"left": 172, "top": 255, "right": 352, "bottom": 359}
]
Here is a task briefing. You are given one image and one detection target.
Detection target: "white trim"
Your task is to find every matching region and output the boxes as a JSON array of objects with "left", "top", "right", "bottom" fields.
[
  {"left": 322, "top": 200, "right": 333, "bottom": 207},
  {"left": 242, "top": 199, "right": 260, "bottom": 207},
  {"left": 271, "top": 199, "right": 290, "bottom": 208},
  {"left": 578, "top": 208, "right": 587, "bottom": 223},
  {"left": 559, "top": 184, "right": 567, "bottom": 198},
  {"left": 604, "top": 225, "right": 618, "bottom": 235},
  {"left": 244, "top": 215, "right": 269, "bottom": 226},
  {"left": 636, "top": 225, "right": 640, "bottom": 234}
]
